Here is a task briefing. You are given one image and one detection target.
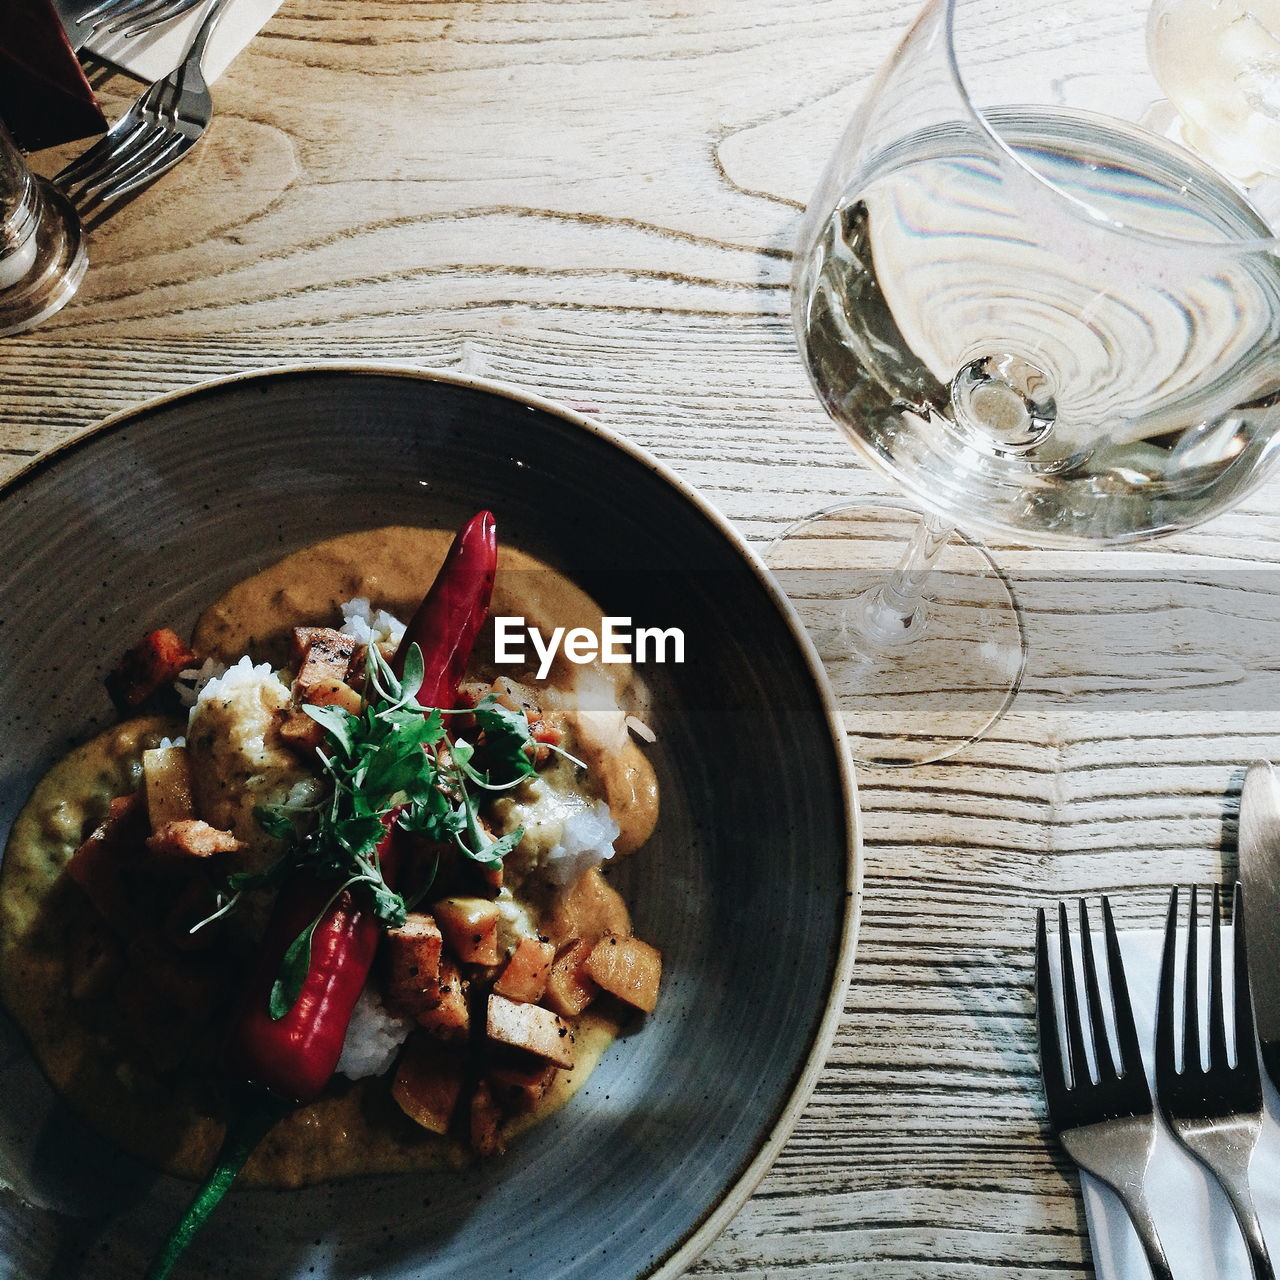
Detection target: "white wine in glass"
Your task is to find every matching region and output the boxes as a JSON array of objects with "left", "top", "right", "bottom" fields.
[{"left": 775, "top": 0, "right": 1280, "bottom": 766}]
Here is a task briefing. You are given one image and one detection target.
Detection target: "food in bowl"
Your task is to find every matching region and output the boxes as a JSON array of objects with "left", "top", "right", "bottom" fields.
[{"left": 0, "top": 514, "right": 662, "bottom": 1267}]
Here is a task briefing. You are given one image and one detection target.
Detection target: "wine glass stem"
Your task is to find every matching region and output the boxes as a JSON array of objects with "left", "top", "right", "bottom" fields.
[{"left": 852, "top": 513, "right": 954, "bottom": 648}]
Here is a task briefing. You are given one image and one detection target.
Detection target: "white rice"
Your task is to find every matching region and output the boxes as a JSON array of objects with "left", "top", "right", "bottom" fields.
[
  {"left": 543, "top": 799, "right": 620, "bottom": 886},
  {"left": 336, "top": 983, "right": 415, "bottom": 1080},
  {"left": 174, "top": 656, "right": 228, "bottom": 708},
  {"left": 185, "top": 656, "right": 323, "bottom": 859},
  {"left": 339, "top": 597, "right": 405, "bottom": 650},
  {"left": 190, "top": 654, "right": 281, "bottom": 715}
]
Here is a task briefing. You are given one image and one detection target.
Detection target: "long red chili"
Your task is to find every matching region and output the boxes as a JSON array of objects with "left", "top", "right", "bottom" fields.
[
  {"left": 145, "top": 512, "right": 498, "bottom": 1280},
  {"left": 226, "top": 509, "right": 498, "bottom": 1104}
]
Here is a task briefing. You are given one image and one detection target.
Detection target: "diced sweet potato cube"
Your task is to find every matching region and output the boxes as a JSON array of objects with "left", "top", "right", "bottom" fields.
[
  {"left": 278, "top": 709, "right": 325, "bottom": 755},
  {"left": 543, "top": 867, "right": 631, "bottom": 951},
  {"left": 292, "top": 629, "right": 360, "bottom": 711},
  {"left": 434, "top": 896, "right": 500, "bottom": 966},
  {"left": 585, "top": 934, "right": 662, "bottom": 1014},
  {"left": 384, "top": 914, "right": 444, "bottom": 1015},
  {"left": 543, "top": 938, "right": 600, "bottom": 1018},
  {"left": 145, "top": 819, "right": 241, "bottom": 860},
  {"left": 488, "top": 1058, "right": 559, "bottom": 1113},
  {"left": 297, "top": 676, "right": 363, "bottom": 714},
  {"left": 107, "top": 628, "right": 198, "bottom": 709},
  {"left": 142, "top": 745, "right": 196, "bottom": 831},
  {"left": 290, "top": 626, "right": 356, "bottom": 670},
  {"left": 487, "top": 993, "right": 574, "bottom": 1068},
  {"left": 494, "top": 937, "right": 554, "bottom": 1004},
  {"left": 65, "top": 792, "right": 146, "bottom": 931},
  {"left": 469, "top": 1080, "right": 505, "bottom": 1157},
  {"left": 416, "top": 957, "right": 469, "bottom": 1041},
  {"left": 392, "top": 1034, "right": 466, "bottom": 1135}
]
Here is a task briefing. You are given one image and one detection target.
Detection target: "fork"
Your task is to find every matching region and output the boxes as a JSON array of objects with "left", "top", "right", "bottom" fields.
[
  {"left": 1036, "top": 899, "right": 1174, "bottom": 1280},
  {"left": 1155, "top": 884, "right": 1274, "bottom": 1279},
  {"left": 61, "top": 0, "right": 207, "bottom": 50},
  {"left": 53, "top": 0, "right": 233, "bottom": 220}
]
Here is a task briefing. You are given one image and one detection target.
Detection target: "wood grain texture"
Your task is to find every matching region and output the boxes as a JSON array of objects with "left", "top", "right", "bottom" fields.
[{"left": 6, "top": 0, "right": 1280, "bottom": 1275}]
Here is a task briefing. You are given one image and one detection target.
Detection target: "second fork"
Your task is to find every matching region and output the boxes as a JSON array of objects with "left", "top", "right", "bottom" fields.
[{"left": 1156, "top": 884, "right": 1274, "bottom": 1280}]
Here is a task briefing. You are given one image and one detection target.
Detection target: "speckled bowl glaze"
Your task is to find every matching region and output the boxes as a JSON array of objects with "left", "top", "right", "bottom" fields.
[{"left": 0, "top": 365, "right": 860, "bottom": 1280}]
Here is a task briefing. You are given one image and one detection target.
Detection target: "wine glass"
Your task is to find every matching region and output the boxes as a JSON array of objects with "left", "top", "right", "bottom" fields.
[{"left": 772, "top": 0, "right": 1280, "bottom": 766}]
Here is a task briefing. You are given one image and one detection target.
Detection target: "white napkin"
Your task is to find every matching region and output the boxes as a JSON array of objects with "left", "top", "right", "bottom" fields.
[
  {"left": 83, "top": 0, "right": 281, "bottom": 84},
  {"left": 1082, "top": 929, "right": 1280, "bottom": 1280}
]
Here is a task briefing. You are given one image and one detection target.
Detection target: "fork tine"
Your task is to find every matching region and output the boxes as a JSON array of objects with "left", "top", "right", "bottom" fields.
[
  {"left": 90, "top": 0, "right": 168, "bottom": 33},
  {"left": 1035, "top": 907, "right": 1069, "bottom": 1119},
  {"left": 92, "top": 134, "right": 187, "bottom": 208},
  {"left": 1078, "top": 900, "right": 1116, "bottom": 1080},
  {"left": 84, "top": 128, "right": 170, "bottom": 195},
  {"left": 55, "top": 110, "right": 151, "bottom": 193},
  {"left": 1156, "top": 886, "right": 1180, "bottom": 1078},
  {"left": 118, "top": 0, "right": 204, "bottom": 38},
  {"left": 1207, "top": 884, "right": 1228, "bottom": 1070},
  {"left": 1231, "top": 883, "right": 1261, "bottom": 1071},
  {"left": 1100, "top": 896, "right": 1145, "bottom": 1085},
  {"left": 1184, "top": 885, "right": 1202, "bottom": 1074},
  {"left": 55, "top": 131, "right": 128, "bottom": 191},
  {"left": 67, "top": 125, "right": 161, "bottom": 203},
  {"left": 101, "top": 0, "right": 184, "bottom": 34},
  {"left": 1057, "top": 900, "right": 1091, "bottom": 1088}
]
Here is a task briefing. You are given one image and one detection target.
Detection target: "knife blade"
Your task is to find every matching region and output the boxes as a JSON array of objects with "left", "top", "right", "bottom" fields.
[{"left": 1240, "top": 760, "right": 1280, "bottom": 1090}]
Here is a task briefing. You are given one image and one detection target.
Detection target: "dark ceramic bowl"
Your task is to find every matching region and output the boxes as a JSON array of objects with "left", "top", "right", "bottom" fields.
[{"left": 0, "top": 365, "right": 860, "bottom": 1280}]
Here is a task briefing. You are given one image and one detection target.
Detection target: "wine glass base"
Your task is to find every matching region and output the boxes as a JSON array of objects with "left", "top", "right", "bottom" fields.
[
  {"left": 0, "top": 180, "right": 87, "bottom": 338},
  {"left": 766, "top": 499, "right": 1027, "bottom": 768}
]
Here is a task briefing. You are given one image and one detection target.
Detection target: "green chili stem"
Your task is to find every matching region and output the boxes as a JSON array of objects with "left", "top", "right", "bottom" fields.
[{"left": 143, "top": 1093, "right": 292, "bottom": 1280}]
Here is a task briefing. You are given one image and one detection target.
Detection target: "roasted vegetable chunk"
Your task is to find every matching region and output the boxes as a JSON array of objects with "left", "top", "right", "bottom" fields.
[
  {"left": 493, "top": 937, "right": 554, "bottom": 1004},
  {"left": 145, "top": 819, "right": 241, "bottom": 861},
  {"left": 486, "top": 993, "right": 574, "bottom": 1068},
  {"left": 416, "top": 957, "right": 469, "bottom": 1042},
  {"left": 469, "top": 1080, "right": 504, "bottom": 1157},
  {"left": 107, "top": 628, "right": 197, "bottom": 709},
  {"left": 384, "top": 913, "right": 443, "bottom": 1015},
  {"left": 543, "top": 938, "right": 600, "bottom": 1018},
  {"left": 142, "top": 745, "right": 196, "bottom": 831},
  {"left": 585, "top": 934, "right": 662, "bottom": 1014},
  {"left": 434, "top": 896, "right": 500, "bottom": 966},
  {"left": 488, "top": 1057, "right": 558, "bottom": 1114},
  {"left": 392, "top": 1033, "right": 466, "bottom": 1134},
  {"left": 65, "top": 792, "right": 147, "bottom": 932}
]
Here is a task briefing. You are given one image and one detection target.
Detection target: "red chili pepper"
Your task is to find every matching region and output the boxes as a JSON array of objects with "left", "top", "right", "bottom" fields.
[
  {"left": 221, "top": 818, "right": 401, "bottom": 1104},
  {"left": 392, "top": 508, "right": 497, "bottom": 702},
  {"left": 145, "top": 512, "right": 499, "bottom": 1280}
]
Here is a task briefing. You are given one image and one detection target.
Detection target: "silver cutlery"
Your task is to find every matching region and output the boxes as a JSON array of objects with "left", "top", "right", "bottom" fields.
[
  {"left": 1036, "top": 898, "right": 1174, "bottom": 1280},
  {"left": 56, "top": 0, "right": 207, "bottom": 52},
  {"left": 1241, "top": 761, "right": 1280, "bottom": 1093},
  {"left": 1155, "top": 883, "right": 1274, "bottom": 1280},
  {"left": 53, "top": 0, "right": 232, "bottom": 220}
]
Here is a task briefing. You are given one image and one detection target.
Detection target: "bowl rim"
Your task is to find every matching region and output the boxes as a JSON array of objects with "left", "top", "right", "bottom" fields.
[{"left": 0, "top": 360, "right": 863, "bottom": 1279}]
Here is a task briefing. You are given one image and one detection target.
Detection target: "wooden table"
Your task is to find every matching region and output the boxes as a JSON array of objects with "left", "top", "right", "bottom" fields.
[{"left": 6, "top": 2, "right": 1280, "bottom": 1274}]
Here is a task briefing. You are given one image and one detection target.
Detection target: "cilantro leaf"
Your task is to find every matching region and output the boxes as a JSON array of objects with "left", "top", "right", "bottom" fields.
[
  {"left": 301, "top": 703, "right": 357, "bottom": 755},
  {"left": 270, "top": 914, "right": 320, "bottom": 1019}
]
